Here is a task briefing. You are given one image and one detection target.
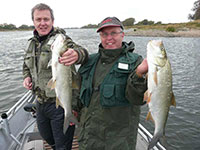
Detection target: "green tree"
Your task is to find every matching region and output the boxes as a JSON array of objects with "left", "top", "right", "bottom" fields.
[
  {"left": 81, "top": 24, "right": 98, "bottom": 28},
  {"left": 155, "top": 21, "right": 162, "bottom": 25},
  {"left": 18, "top": 24, "right": 29, "bottom": 29},
  {"left": 18, "top": 24, "right": 34, "bottom": 30},
  {"left": 2, "top": 23, "right": 17, "bottom": 30},
  {"left": 188, "top": 0, "right": 200, "bottom": 20},
  {"left": 137, "top": 19, "right": 148, "bottom": 25},
  {"left": 136, "top": 19, "right": 154, "bottom": 25},
  {"left": 122, "top": 18, "right": 136, "bottom": 26}
]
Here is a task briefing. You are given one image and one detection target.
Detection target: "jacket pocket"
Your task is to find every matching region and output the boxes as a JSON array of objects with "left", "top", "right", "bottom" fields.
[
  {"left": 39, "top": 51, "right": 52, "bottom": 70},
  {"left": 103, "top": 84, "right": 114, "bottom": 98},
  {"left": 115, "top": 84, "right": 126, "bottom": 100},
  {"left": 80, "top": 86, "right": 90, "bottom": 107},
  {"left": 101, "top": 84, "right": 129, "bottom": 107},
  {"left": 101, "top": 84, "right": 115, "bottom": 107},
  {"left": 112, "top": 67, "right": 131, "bottom": 83},
  {"left": 24, "top": 53, "right": 34, "bottom": 69}
]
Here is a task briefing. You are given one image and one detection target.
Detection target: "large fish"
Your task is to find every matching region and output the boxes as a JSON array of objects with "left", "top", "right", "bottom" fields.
[
  {"left": 145, "top": 40, "right": 176, "bottom": 149},
  {"left": 47, "top": 34, "right": 78, "bottom": 133}
]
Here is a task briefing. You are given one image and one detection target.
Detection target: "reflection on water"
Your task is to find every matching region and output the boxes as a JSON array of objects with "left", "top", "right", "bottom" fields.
[{"left": 0, "top": 29, "right": 200, "bottom": 150}]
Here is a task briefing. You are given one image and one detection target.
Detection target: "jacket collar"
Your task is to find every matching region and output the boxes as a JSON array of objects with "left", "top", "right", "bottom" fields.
[{"left": 98, "top": 41, "right": 135, "bottom": 64}]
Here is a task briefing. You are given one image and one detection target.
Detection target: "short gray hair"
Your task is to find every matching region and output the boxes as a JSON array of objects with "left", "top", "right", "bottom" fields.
[{"left": 31, "top": 3, "right": 54, "bottom": 21}]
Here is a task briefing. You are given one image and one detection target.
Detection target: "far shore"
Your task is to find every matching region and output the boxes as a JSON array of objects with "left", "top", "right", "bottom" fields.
[
  {"left": 1, "top": 28, "right": 200, "bottom": 37},
  {"left": 125, "top": 28, "right": 200, "bottom": 37}
]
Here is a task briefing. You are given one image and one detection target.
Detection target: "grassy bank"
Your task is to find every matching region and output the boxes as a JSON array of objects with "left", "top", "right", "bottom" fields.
[
  {"left": 126, "top": 20, "right": 200, "bottom": 31},
  {"left": 125, "top": 20, "right": 200, "bottom": 37}
]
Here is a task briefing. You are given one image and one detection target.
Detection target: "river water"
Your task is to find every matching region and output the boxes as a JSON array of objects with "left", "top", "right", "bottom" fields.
[{"left": 0, "top": 29, "right": 199, "bottom": 150}]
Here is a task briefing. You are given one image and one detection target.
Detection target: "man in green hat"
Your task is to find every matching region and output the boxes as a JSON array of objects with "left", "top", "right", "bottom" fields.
[{"left": 76, "top": 17, "right": 148, "bottom": 150}]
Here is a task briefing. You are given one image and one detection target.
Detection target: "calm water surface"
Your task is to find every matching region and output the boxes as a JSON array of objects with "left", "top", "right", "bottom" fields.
[{"left": 0, "top": 29, "right": 199, "bottom": 150}]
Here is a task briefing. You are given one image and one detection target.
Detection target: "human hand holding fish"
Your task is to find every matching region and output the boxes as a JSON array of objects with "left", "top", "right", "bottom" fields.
[
  {"left": 136, "top": 58, "right": 148, "bottom": 78},
  {"left": 59, "top": 48, "right": 78, "bottom": 66}
]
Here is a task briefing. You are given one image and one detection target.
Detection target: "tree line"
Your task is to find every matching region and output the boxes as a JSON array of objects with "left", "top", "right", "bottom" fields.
[
  {"left": 81, "top": 18, "right": 162, "bottom": 28},
  {"left": 82, "top": 0, "right": 200, "bottom": 28},
  {"left": 0, "top": 23, "right": 34, "bottom": 30}
]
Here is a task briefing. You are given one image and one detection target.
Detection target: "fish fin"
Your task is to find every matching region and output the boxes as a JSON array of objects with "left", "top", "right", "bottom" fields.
[
  {"left": 51, "top": 81, "right": 56, "bottom": 90},
  {"left": 71, "top": 65, "right": 77, "bottom": 75},
  {"left": 146, "top": 111, "right": 154, "bottom": 123},
  {"left": 47, "top": 78, "right": 53, "bottom": 88},
  {"left": 153, "top": 68, "right": 158, "bottom": 85},
  {"left": 148, "top": 132, "right": 163, "bottom": 150},
  {"left": 143, "top": 90, "right": 148, "bottom": 102},
  {"left": 47, "top": 78, "right": 56, "bottom": 90},
  {"left": 63, "top": 114, "right": 79, "bottom": 134},
  {"left": 56, "top": 97, "right": 62, "bottom": 108},
  {"left": 171, "top": 92, "right": 176, "bottom": 107},
  {"left": 147, "top": 92, "right": 152, "bottom": 104},
  {"left": 159, "top": 135, "right": 168, "bottom": 148},
  {"left": 47, "top": 59, "right": 52, "bottom": 68}
]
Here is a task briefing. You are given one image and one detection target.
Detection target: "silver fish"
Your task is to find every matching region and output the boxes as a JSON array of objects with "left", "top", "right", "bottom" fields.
[
  {"left": 48, "top": 34, "right": 78, "bottom": 133},
  {"left": 145, "top": 40, "right": 176, "bottom": 149}
]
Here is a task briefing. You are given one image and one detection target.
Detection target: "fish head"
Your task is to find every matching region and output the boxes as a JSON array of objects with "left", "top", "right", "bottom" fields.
[
  {"left": 51, "top": 34, "right": 67, "bottom": 55},
  {"left": 147, "top": 40, "right": 167, "bottom": 67}
]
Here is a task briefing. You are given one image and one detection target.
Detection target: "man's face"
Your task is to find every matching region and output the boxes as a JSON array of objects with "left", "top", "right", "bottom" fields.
[
  {"left": 33, "top": 9, "right": 54, "bottom": 36},
  {"left": 99, "top": 26, "right": 124, "bottom": 49}
]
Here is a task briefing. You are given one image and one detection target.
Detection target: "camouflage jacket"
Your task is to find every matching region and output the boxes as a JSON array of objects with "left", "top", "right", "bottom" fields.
[
  {"left": 23, "top": 28, "right": 88, "bottom": 103},
  {"left": 78, "top": 42, "right": 147, "bottom": 150}
]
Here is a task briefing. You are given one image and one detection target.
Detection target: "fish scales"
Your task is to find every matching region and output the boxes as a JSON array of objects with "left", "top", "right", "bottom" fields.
[
  {"left": 48, "top": 34, "right": 78, "bottom": 134},
  {"left": 145, "top": 40, "right": 176, "bottom": 149}
]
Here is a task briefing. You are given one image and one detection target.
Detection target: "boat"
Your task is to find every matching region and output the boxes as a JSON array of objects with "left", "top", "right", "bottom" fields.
[{"left": 0, "top": 90, "right": 166, "bottom": 150}]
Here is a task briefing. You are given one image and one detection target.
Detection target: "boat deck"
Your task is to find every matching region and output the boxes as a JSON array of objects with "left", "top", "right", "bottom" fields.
[{"left": 23, "top": 131, "right": 148, "bottom": 150}]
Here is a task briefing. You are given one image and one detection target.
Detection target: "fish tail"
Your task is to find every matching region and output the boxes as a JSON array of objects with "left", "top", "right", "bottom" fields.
[
  {"left": 63, "top": 114, "right": 79, "bottom": 134},
  {"left": 148, "top": 132, "right": 163, "bottom": 150}
]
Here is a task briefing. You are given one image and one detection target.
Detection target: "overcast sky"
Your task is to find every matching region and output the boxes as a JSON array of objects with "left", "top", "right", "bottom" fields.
[{"left": 0, "top": 0, "right": 196, "bottom": 28}]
